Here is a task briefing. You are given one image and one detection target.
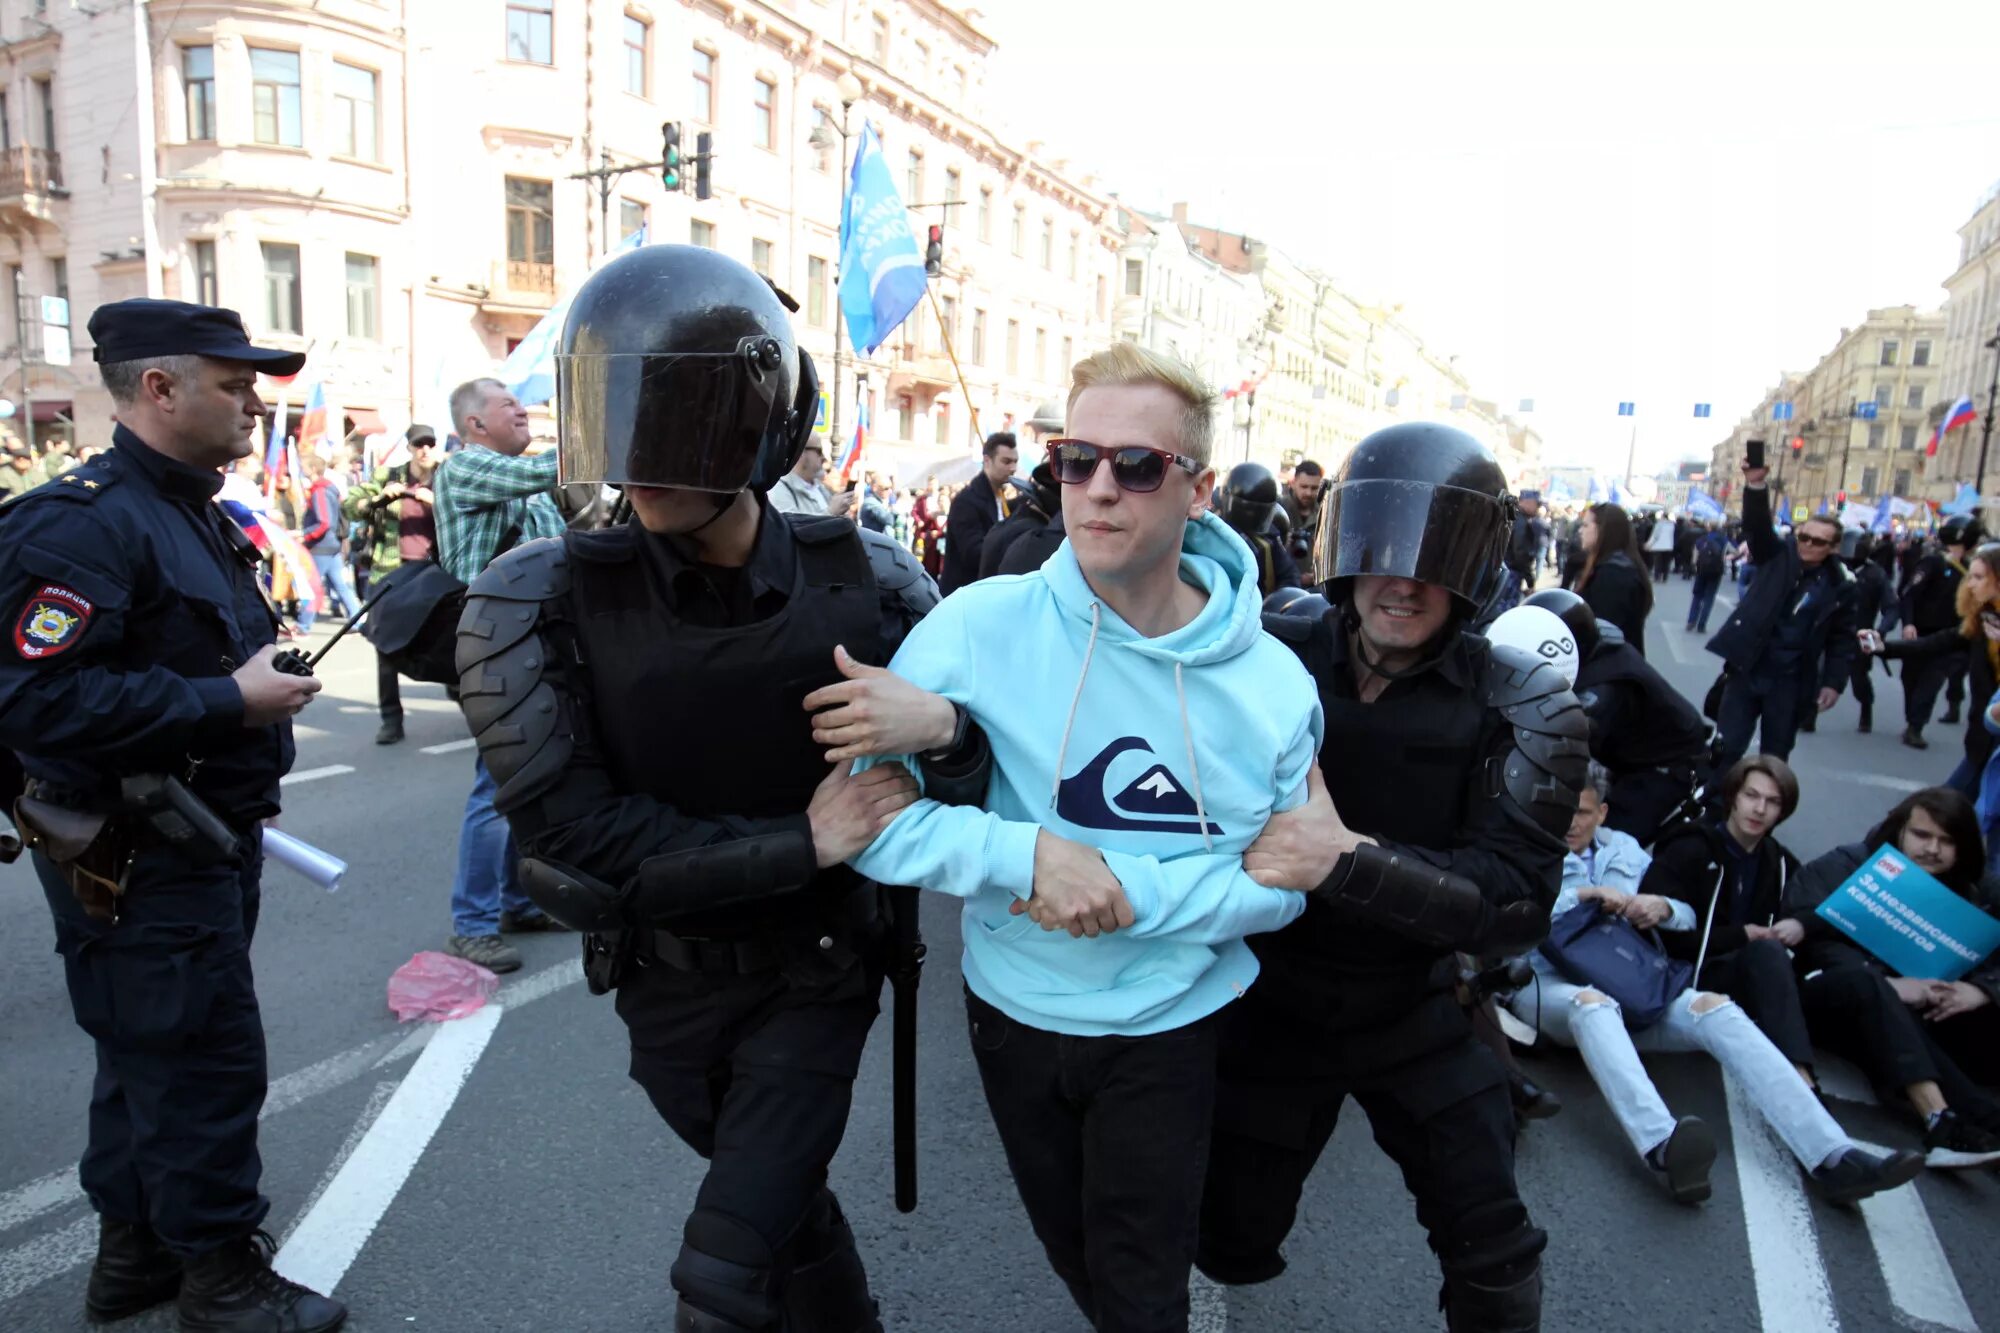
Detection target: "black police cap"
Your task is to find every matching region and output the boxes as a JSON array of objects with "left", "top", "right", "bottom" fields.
[{"left": 87, "top": 298, "right": 307, "bottom": 376}]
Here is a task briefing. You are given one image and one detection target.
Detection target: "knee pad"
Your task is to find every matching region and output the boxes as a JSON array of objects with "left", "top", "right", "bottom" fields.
[{"left": 672, "top": 1208, "right": 779, "bottom": 1332}]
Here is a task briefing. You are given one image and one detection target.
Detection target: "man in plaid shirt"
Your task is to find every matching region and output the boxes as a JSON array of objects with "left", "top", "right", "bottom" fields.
[{"left": 436, "top": 377, "right": 569, "bottom": 971}]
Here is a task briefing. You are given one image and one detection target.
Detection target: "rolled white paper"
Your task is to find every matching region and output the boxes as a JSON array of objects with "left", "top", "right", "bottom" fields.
[{"left": 262, "top": 826, "right": 347, "bottom": 892}]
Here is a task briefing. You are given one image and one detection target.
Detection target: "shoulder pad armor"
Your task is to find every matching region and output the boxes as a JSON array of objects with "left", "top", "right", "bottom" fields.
[
  {"left": 458, "top": 538, "right": 572, "bottom": 810},
  {"left": 1479, "top": 641, "right": 1591, "bottom": 839},
  {"left": 858, "top": 526, "right": 938, "bottom": 615},
  {"left": 1261, "top": 611, "right": 1313, "bottom": 644}
]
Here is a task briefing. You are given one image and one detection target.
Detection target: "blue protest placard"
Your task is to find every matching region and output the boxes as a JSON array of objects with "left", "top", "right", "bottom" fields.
[{"left": 1813, "top": 844, "right": 2000, "bottom": 980}]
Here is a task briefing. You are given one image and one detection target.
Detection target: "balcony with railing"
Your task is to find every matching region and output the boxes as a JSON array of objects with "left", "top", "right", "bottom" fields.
[
  {"left": 0, "top": 146, "right": 65, "bottom": 223},
  {"left": 482, "top": 257, "right": 556, "bottom": 313}
]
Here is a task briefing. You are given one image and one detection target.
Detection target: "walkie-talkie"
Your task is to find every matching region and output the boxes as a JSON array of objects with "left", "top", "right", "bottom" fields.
[{"left": 273, "top": 577, "right": 399, "bottom": 676}]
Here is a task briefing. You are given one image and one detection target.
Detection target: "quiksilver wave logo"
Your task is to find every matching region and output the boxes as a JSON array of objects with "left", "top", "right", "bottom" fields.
[{"left": 1054, "top": 736, "right": 1224, "bottom": 837}]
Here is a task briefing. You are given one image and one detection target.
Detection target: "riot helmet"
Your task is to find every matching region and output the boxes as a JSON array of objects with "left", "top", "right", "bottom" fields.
[
  {"left": 1940, "top": 515, "right": 1984, "bottom": 551},
  {"left": 1264, "top": 587, "right": 1332, "bottom": 620},
  {"left": 1215, "top": 462, "right": 1281, "bottom": 536},
  {"left": 1486, "top": 605, "right": 1579, "bottom": 687},
  {"left": 1313, "top": 422, "right": 1513, "bottom": 610},
  {"left": 556, "top": 245, "right": 818, "bottom": 492},
  {"left": 1525, "top": 587, "right": 1602, "bottom": 660}
]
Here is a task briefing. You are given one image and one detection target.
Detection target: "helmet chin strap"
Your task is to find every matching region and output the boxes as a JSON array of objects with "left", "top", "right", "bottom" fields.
[
  {"left": 1342, "top": 603, "right": 1454, "bottom": 683},
  {"left": 685, "top": 488, "right": 740, "bottom": 535}
]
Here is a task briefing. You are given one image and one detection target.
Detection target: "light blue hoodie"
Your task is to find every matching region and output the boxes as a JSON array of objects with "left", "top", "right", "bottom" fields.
[{"left": 850, "top": 511, "right": 1323, "bottom": 1037}]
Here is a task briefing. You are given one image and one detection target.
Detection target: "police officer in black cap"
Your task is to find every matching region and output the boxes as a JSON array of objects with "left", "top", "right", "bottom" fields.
[
  {"left": 0, "top": 299, "right": 344, "bottom": 1330},
  {"left": 1212, "top": 461, "right": 1302, "bottom": 598},
  {"left": 457, "top": 245, "right": 988, "bottom": 1332},
  {"left": 1196, "top": 423, "right": 1587, "bottom": 1332}
]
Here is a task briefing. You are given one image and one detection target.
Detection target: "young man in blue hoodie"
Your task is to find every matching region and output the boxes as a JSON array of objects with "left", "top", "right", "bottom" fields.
[{"left": 821, "top": 345, "right": 1330, "bottom": 1333}]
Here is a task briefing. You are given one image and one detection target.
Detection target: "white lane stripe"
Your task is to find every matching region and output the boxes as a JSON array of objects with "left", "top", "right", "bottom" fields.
[
  {"left": 0, "top": 958, "right": 581, "bottom": 1292},
  {"left": 292, "top": 724, "right": 331, "bottom": 740},
  {"left": 0, "top": 1217, "right": 94, "bottom": 1305},
  {"left": 1188, "top": 1269, "right": 1230, "bottom": 1332},
  {"left": 419, "top": 738, "right": 476, "bottom": 756},
  {"left": 1658, "top": 623, "right": 1693, "bottom": 667},
  {"left": 1851, "top": 1139, "right": 1979, "bottom": 1333},
  {"left": 277, "top": 1080, "right": 399, "bottom": 1249},
  {"left": 274, "top": 1002, "right": 503, "bottom": 1295},
  {"left": 1836, "top": 773, "right": 1926, "bottom": 795},
  {"left": 281, "top": 764, "right": 355, "bottom": 786},
  {"left": 1724, "top": 1073, "right": 1839, "bottom": 1333}
]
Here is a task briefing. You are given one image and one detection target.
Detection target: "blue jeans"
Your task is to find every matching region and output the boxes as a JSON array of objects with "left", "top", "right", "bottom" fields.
[
  {"left": 1715, "top": 670, "right": 1802, "bottom": 772},
  {"left": 450, "top": 756, "right": 530, "bottom": 937},
  {"left": 1687, "top": 574, "right": 1721, "bottom": 631},
  {"left": 298, "top": 553, "right": 361, "bottom": 632},
  {"left": 1512, "top": 963, "right": 1847, "bottom": 1170}
]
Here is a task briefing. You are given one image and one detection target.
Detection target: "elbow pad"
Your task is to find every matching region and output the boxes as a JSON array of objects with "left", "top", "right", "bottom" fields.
[
  {"left": 917, "top": 711, "right": 991, "bottom": 808},
  {"left": 1317, "top": 843, "right": 1549, "bottom": 955},
  {"left": 628, "top": 833, "right": 817, "bottom": 924}
]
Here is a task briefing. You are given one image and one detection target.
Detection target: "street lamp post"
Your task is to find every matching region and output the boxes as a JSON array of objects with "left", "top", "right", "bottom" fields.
[
  {"left": 1976, "top": 322, "right": 2000, "bottom": 500},
  {"left": 810, "top": 73, "right": 865, "bottom": 458}
]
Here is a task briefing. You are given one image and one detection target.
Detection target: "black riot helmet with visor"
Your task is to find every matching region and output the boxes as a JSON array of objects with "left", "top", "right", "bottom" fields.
[
  {"left": 1215, "top": 462, "right": 1281, "bottom": 536},
  {"left": 1313, "top": 421, "right": 1514, "bottom": 611},
  {"left": 556, "top": 245, "right": 819, "bottom": 493}
]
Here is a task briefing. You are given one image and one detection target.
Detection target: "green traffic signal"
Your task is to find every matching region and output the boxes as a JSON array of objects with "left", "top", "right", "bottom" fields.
[{"left": 662, "top": 122, "right": 683, "bottom": 191}]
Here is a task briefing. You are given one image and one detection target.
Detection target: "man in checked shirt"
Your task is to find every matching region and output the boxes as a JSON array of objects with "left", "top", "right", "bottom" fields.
[{"left": 433, "top": 377, "right": 571, "bottom": 972}]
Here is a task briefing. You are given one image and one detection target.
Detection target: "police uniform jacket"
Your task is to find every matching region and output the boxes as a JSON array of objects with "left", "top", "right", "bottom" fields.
[{"left": 0, "top": 426, "right": 291, "bottom": 819}]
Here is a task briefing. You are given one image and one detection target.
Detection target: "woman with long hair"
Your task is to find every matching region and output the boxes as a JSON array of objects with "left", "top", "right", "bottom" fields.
[
  {"left": 1785, "top": 787, "right": 2000, "bottom": 1165},
  {"left": 1864, "top": 540, "right": 2000, "bottom": 789},
  {"left": 1577, "top": 503, "right": 1655, "bottom": 656}
]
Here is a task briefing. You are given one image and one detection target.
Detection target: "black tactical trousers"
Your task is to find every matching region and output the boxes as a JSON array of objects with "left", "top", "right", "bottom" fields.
[
  {"left": 1799, "top": 965, "right": 2000, "bottom": 1127},
  {"left": 37, "top": 838, "right": 270, "bottom": 1257},
  {"left": 1198, "top": 989, "right": 1544, "bottom": 1308},
  {"left": 614, "top": 942, "right": 882, "bottom": 1253}
]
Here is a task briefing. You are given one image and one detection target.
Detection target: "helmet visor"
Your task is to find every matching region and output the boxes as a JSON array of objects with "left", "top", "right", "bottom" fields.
[
  {"left": 1315, "top": 479, "right": 1510, "bottom": 604},
  {"left": 557, "top": 350, "right": 782, "bottom": 491}
]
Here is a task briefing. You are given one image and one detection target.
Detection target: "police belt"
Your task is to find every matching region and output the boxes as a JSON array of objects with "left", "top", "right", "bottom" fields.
[{"left": 645, "top": 926, "right": 848, "bottom": 975}]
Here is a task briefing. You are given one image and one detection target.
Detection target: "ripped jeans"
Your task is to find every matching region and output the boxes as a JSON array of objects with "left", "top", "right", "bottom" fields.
[{"left": 1508, "top": 960, "right": 1848, "bottom": 1171}]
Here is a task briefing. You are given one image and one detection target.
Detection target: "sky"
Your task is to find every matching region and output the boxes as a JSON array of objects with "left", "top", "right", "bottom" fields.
[{"left": 980, "top": 0, "right": 2000, "bottom": 477}]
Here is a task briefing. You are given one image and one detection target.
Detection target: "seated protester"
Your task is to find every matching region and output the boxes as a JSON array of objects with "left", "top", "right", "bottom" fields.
[
  {"left": 1640, "top": 756, "right": 1819, "bottom": 1089},
  {"left": 1507, "top": 764, "right": 1920, "bottom": 1205},
  {"left": 1784, "top": 787, "right": 2000, "bottom": 1167}
]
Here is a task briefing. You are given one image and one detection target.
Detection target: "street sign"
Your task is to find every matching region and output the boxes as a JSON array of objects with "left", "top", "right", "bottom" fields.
[
  {"left": 1694, "top": 403, "right": 1711, "bottom": 417},
  {"left": 39, "top": 295, "right": 68, "bottom": 328},
  {"left": 1617, "top": 401, "right": 1635, "bottom": 416},
  {"left": 1792, "top": 505, "right": 1809, "bottom": 522},
  {"left": 1772, "top": 402, "right": 1795, "bottom": 421},
  {"left": 1854, "top": 401, "right": 1879, "bottom": 420},
  {"left": 1518, "top": 398, "right": 1535, "bottom": 413},
  {"left": 42, "top": 326, "right": 70, "bottom": 367}
]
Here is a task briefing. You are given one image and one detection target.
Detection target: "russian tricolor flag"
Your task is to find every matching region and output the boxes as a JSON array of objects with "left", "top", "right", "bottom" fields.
[
  {"left": 833, "top": 397, "right": 867, "bottom": 488},
  {"left": 1929, "top": 395, "right": 1977, "bottom": 456}
]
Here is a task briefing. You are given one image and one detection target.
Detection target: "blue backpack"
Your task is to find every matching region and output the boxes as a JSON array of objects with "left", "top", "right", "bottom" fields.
[{"left": 1538, "top": 901, "right": 1694, "bottom": 1029}]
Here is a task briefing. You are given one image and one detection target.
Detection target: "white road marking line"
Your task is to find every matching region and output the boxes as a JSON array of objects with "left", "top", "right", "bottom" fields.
[
  {"left": 419, "top": 738, "right": 476, "bottom": 756},
  {"left": 281, "top": 764, "right": 355, "bottom": 786},
  {"left": 1189, "top": 1269, "right": 1230, "bottom": 1332},
  {"left": 292, "top": 724, "right": 331, "bottom": 740},
  {"left": 0, "top": 959, "right": 582, "bottom": 1297},
  {"left": 1835, "top": 773, "right": 1925, "bottom": 794},
  {"left": 274, "top": 1002, "right": 503, "bottom": 1295},
  {"left": 1658, "top": 623, "right": 1693, "bottom": 667},
  {"left": 1723, "top": 1073, "right": 1840, "bottom": 1333},
  {"left": 277, "top": 1080, "right": 398, "bottom": 1249},
  {"left": 0, "top": 1216, "right": 93, "bottom": 1305},
  {"left": 1851, "top": 1139, "right": 1978, "bottom": 1333}
]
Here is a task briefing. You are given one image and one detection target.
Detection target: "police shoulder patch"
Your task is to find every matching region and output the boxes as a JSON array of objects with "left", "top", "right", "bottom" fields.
[{"left": 13, "top": 584, "right": 94, "bottom": 659}]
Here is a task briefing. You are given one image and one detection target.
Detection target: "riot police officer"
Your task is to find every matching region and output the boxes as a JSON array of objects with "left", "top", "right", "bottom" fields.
[
  {"left": 455, "top": 246, "right": 986, "bottom": 1332},
  {"left": 1213, "top": 462, "right": 1302, "bottom": 597},
  {"left": 1196, "top": 423, "right": 1587, "bottom": 1332},
  {"left": 0, "top": 300, "right": 343, "bottom": 1330},
  {"left": 1527, "top": 588, "right": 1710, "bottom": 844}
]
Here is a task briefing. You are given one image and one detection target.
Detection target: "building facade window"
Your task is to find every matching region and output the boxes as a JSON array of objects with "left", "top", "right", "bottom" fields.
[
  {"left": 1899, "top": 423, "right": 1918, "bottom": 451},
  {"left": 690, "top": 218, "right": 715, "bottom": 248},
  {"left": 261, "top": 242, "right": 302, "bottom": 334},
  {"left": 249, "top": 49, "right": 301, "bottom": 147},
  {"left": 1061, "top": 335, "right": 1072, "bottom": 375},
  {"left": 970, "top": 308, "right": 986, "bottom": 364},
  {"left": 49, "top": 255, "right": 66, "bottom": 304},
  {"left": 192, "top": 240, "right": 218, "bottom": 306},
  {"left": 183, "top": 46, "right": 215, "bottom": 141},
  {"left": 806, "top": 256, "right": 828, "bottom": 327},
  {"left": 1124, "top": 258, "right": 1143, "bottom": 296},
  {"left": 1914, "top": 339, "right": 1933, "bottom": 366},
  {"left": 1873, "top": 383, "right": 1892, "bottom": 408},
  {"left": 811, "top": 106, "right": 835, "bottom": 172},
  {"left": 344, "top": 253, "right": 379, "bottom": 338},
  {"left": 33, "top": 77, "right": 53, "bottom": 156},
  {"left": 691, "top": 47, "right": 716, "bottom": 123},
  {"left": 869, "top": 12, "right": 889, "bottom": 63},
  {"left": 1034, "top": 327, "right": 1048, "bottom": 379},
  {"left": 938, "top": 295, "right": 956, "bottom": 352},
  {"left": 1894, "top": 468, "right": 1912, "bottom": 496},
  {"left": 1859, "top": 465, "right": 1879, "bottom": 495},
  {"left": 906, "top": 149, "right": 923, "bottom": 202},
  {"left": 944, "top": 167, "right": 961, "bottom": 205},
  {"left": 1005, "top": 319, "right": 1019, "bottom": 374},
  {"left": 1040, "top": 219, "right": 1053, "bottom": 270},
  {"left": 619, "top": 199, "right": 647, "bottom": 240},
  {"left": 506, "top": 1, "right": 554, "bottom": 65},
  {"left": 753, "top": 76, "right": 777, "bottom": 150},
  {"left": 1906, "top": 385, "right": 1924, "bottom": 410},
  {"left": 1879, "top": 339, "right": 1899, "bottom": 366},
  {"left": 1068, "top": 231, "right": 1079, "bottom": 280},
  {"left": 1011, "top": 205, "right": 1024, "bottom": 257},
  {"left": 977, "top": 188, "right": 992, "bottom": 243},
  {"left": 935, "top": 401, "right": 951, "bottom": 446},
  {"left": 1868, "top": 422, "right": 1886, "bottom": 449},
  {"left": 0, "top": 92, "right": 10, "bottom": 151},
  {"left": 898, "top": 395, "right": 914, "bottom": 441},
  {"left": 504, "top": 176, "right": 555, "bottom": 273},
  {"left": 623, "top": 14, "right": 651, "bottom": 96},
  {"left": 750, "top": 238, "right": 773, "bottom": 276},
  {"left": 331, "top": 63, "right": 378, "bottom": 161}
]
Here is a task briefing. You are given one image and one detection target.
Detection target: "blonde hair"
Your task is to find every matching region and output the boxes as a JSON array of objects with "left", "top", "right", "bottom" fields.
[{"left": 1066, "top": 344, "right": 1218, "bottom": 467}]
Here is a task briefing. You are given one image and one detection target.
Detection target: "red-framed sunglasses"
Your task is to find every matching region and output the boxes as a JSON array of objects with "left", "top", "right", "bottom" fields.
[{"left": 1045, "top": 439, "right": 1203, "bottom": 495}]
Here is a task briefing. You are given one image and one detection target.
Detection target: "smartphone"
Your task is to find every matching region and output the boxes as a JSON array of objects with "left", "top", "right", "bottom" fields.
[{"left": 1745, "top": 439, "right": 1766, "bottom": 470}]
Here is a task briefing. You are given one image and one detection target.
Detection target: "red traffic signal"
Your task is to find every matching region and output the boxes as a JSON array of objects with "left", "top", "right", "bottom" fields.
[
  {"left": 1789, "top": 436, "right": 1805, "bottom": 454},
  {"left": 924, "top": 224, "right": 944, "bottom": 278}
]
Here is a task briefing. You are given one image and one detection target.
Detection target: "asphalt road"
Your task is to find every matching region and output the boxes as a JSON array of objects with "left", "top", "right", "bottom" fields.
[{"left": 2, "top": 575, "right": 1995, "bottom": 1333}]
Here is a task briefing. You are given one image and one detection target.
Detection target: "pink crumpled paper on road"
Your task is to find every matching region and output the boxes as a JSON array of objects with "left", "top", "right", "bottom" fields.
[{"left": 387, "top": 950, "right": 500, "bottom": 1022}]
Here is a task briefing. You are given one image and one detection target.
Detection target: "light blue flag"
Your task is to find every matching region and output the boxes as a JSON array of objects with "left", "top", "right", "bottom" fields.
[
  {"left": 500, "top": 227, "right": 649, "bottom": 407},
  {"left": 1588, "top": 475, "right": 1610, "bottom": 503},
  {"left": 1546, "top": 478, "right": 1574, "bottom": 502},
  {"left": 1942, "top": 482, "right": 1981, "bottom": 517},
  {"left": 1607, "top": 482, "right": 1632, "bottom": 508},
  {"left": 1687, "top": 491, "right": 1724, "bottom": 522},
  {"left": 839, "top": 123, "right": 926, "bottom": 356},
  {"left": 1873, "top": 502, "right": 1894, "bottom": 534}
]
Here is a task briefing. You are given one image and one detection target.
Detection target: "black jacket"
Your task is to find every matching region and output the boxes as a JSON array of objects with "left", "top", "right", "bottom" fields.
[
  {"left": 1783, "top": 842, "right": 2000, "bottom": 1003},
  {"left": 1641, "top": 818, "right": 1800, "bottom": 974},
  {"left": 1883, "top": 623, "right": 1999, "bottom": 773},
  {"left": 998, "top": 511, "right": 1066, "bottom": 577},
  {"left": 1901, "top": 550, "right": 1963, "bottom": 633},
  {"left": 1581, "top": 549, "right": 1651, "bottom": 657},
  {"left": 1703, "top": 485, "right": 1857, "bottom": 691},
  {"left": 978, "top": 497, "right": 1051, "bottom": 580},
  {"left": 1575, "top": 629, "right": 1709, "bottom": 772},
  {"left": 941, "top": 471, "right": 1007, "bottom": 595},
  {"left": 1851, "top": 559, "right": 1894, "bottom": 631}
]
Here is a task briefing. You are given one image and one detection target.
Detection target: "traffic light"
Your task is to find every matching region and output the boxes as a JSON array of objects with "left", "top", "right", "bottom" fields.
[
  {"left": 925, "top": 224, "right": 944, "bottom": 278},
  {"left": 661, "top": 123, "right": 682, "bottom": 191},
  {"left": 1790, "top": 436, "right": 1805, "bottom": 456},
  {"left": 694, "top": 131, "right": 714, "bottom": 200}
]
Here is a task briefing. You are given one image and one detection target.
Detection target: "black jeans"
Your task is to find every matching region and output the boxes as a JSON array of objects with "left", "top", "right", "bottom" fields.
[
  {"left": 37, "top": 839, "right": 270, "bottom": 1257},
  {"left": 966, "top": 988, "right": 1221, "bottom": 1333},
  {"left": 1715, "top": 671, "right": 1804, "bottom": 772},
  {"left": 377, "top": 651, "right": 403, "bottom": 722},
  {"left": 1702, "top": 939, "right": 1815, "bottom": 1068},
  {"left": 1798, "top": 965, "right": 2000, "bottom": 1127},
  {"left": 1902, "top": 652, "right": 1955, "bottom": 729}
]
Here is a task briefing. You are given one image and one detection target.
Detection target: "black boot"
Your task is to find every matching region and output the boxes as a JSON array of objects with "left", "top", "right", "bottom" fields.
[
  {"left": 84, "top": 1216, "right": 180, "bottom": 1324},
  {"left": 1858, "top": 703, "right": 1872, "bottom": 734},
  {"left": 1443, "top": 1261, "right": 1542, "bottom": 1333},
  {"left": 374, "top": 716, "right": 404, "bottom": 745},
  {"left": 1506, "top": 1069, "right": 1563, "bottom": 1121},
  {"left": 176, "top": 1232, "right": 346, "bottom": 1333},
  {"left": 779, "top": 1190, "right": 882, "bottom": 1333},
  {"left": 1942, "top": 703, "right": 1962, "bottom": 725},
  {"left": 1903, "top": 726, "right": 1929, "bottom": 750}
]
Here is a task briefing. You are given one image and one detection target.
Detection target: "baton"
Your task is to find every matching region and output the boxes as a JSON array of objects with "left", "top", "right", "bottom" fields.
[
  {"left": 889, "top": 883, "right": 926, "bottom": 1213},
  {"left": 275, "top": 574, "right": 402, "bottom": 675}
]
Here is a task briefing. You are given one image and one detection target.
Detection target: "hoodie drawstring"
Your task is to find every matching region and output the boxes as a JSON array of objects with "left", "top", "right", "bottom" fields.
[
  {"left": 1174, "top": 661, "right": 1213, "bottom": 853},
  {"left": 1050, "top": 601, "right": 1102, "bottom": 809}
]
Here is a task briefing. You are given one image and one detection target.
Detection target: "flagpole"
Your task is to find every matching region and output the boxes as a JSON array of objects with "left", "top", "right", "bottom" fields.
[
  {"left": 924, "top": 283, "right": 983, "bottom": 449},
  {"left": 826, "top": 77, "right": 864, "bottom": 467}
]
